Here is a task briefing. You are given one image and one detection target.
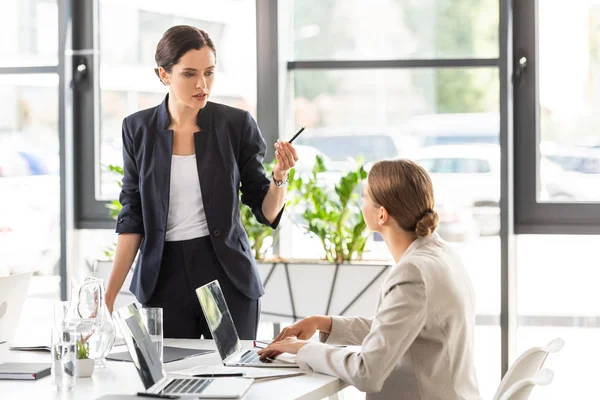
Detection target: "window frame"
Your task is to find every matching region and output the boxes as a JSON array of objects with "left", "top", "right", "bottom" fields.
[{"left": 513, "top": 0, "right": 600, "bottom": 234}]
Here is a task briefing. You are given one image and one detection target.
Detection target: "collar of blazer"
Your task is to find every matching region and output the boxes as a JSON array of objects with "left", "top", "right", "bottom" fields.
[
  {"left": 401, "top": 231, "right": 441, "bottom": 261},
  {"left": 156, "top": 93, "right": 215, "bottom": 133}
]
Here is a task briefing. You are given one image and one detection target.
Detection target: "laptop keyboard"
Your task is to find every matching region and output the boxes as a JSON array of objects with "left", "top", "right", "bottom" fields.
[
  {"left": 162, "top": 378, "right": 214, "bottom": 394},
  {"left": 240, "top": 349, "right": 269, "bottom": 364}
]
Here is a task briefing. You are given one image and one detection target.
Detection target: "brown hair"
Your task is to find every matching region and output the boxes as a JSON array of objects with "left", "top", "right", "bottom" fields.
[
  {"left": 367, "top": 159, "right": 439, "bottom": 237},
  {"left": 154, "top": 25, "right": 216, "bottom": 84}
]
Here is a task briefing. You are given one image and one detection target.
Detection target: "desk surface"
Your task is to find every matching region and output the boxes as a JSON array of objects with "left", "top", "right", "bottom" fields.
[{"left": 0, "top": 339, "right": 348, "bottom": 400}]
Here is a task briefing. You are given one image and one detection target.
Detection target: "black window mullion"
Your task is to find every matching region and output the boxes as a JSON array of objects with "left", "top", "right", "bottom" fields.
[{"left": 72, "top": 0, "right": 113, "bottom": 229}]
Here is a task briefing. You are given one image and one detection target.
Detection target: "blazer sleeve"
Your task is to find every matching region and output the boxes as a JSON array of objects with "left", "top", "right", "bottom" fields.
[
  {"left": 115, "top": 119, "right": 144, "bottom": 235},
  {"left": 296, "top": 263, "right": 427, "bottom": 393},
  {"left": 318, "top": 316, "right": 373, "bottom": 346},
  {"left": 238, "top": 111, "right": 284, "bottom": 229}
]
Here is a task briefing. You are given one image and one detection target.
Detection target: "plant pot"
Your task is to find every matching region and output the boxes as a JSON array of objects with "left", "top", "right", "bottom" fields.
[{"left": 76, "top": 358, "right": 95, "bottom": 377}]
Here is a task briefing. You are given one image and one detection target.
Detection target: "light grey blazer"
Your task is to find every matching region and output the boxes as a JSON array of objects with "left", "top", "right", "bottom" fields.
[{"left": 296, "top": 232, "right": 481, "bottom": 400}]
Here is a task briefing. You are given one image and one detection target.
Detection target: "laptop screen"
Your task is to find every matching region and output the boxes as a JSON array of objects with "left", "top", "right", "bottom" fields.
[
  {"left": 114, "top": 303, "right": 165, "bottom": 389},
  {"left": 196, "top": 280, "right": 242, "bottom": 361}
]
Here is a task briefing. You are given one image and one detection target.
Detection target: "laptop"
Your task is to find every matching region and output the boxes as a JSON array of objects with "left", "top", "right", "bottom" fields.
[
  {"left": 113, "top": 303, "right": 253, "bottom": 398},
  {"left": 0, "top": 272, "right": 32, "bottom": 344},
  {"left": 196, "top": 280, "right": 299, "bottom": 368}
]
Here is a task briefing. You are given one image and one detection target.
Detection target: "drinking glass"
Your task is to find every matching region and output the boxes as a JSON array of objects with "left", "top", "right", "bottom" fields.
[
  {"left": 51, "top": 326, "right": 77, "bottom": 390},
  {"left": 140, "top": 307, "right": 163, "bottom": 363}
]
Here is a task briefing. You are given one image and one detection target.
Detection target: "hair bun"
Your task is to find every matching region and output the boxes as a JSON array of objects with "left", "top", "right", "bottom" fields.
[{"left": 415, "top": 209, "right": 439, "bottom": 237}]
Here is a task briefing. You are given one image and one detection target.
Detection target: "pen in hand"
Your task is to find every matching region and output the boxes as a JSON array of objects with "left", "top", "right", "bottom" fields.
[{"left": 288, "top": 126, "right": 306, "bottom": 143}]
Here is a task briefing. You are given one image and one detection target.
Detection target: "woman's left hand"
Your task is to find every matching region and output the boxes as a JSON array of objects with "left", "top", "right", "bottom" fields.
[
  {"left": 272, "top": 140, "right": 298, "bottom": 181},
  {"left": 257, "top": 337, "right": 309, "bottom": 360}
]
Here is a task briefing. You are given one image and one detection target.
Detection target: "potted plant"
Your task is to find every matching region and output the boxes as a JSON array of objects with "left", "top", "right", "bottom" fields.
[
  {"left": 75, "top": 337, "right": 94, "bottom": 377},
  {"left": 245, "top": 155, "right": 388, "bottom": 323},
  {"left": 298, "top": 155, "right": 369, "bottom": 263}
]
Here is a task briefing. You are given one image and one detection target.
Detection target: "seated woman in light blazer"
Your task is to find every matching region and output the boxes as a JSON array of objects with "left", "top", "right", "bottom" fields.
[{"left": 258, "top": 159, "right": 481, "bottom": 400}]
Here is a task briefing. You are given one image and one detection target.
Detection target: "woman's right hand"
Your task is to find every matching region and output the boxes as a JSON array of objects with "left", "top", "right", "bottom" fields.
[{"left": 259, "top": 316, "right": 331, "bottom": 360}]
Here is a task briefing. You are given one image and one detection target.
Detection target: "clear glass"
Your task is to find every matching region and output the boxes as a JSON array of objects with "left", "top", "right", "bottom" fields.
[
  {"left": 538, "top": 1, "right": 600, "bottom": 202},
  {"left": 516, "top": 235, "right": 600, "bottom": 399},
  {"left": 0, "top": 1, "right": 58, "bottom": 67},
  {"left": 0, "top": 73, "right": 60, "bottom": 338},
  {"left": 280, "top": 66, "right": 500, "bottom": 396},
  {"left": 141, "top": 307, "right": 164, "bottom": 363},
  {"left": 51, "top": 326, "right": 76, "bottom": 391},
  {"left": 292, "top": 0, "right": 499, "bottom": 60},
  {"left": 97, "top": 0, "right": 257, "bottom": 200},
  {"left": 67, "top": 277, "right": 116, "bottom": 367}
]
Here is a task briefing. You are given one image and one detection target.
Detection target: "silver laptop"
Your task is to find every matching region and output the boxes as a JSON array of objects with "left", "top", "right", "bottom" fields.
[
  {"left": 0, "top": 272, "right": 32, "bottom": 343},
  {"left": 113, "top": 303, "right": 253, "bottom": 398},
  {"left": 196, "top": 280, "right": 299, "bottom": 368}
]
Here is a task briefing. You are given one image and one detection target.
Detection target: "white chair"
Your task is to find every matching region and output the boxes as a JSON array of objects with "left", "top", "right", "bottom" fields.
[
  {"left": 492, "top": 337, "right": 564, "bottom": 400},
  {"left": 498, "top": 369, "right": 554, "bottom": 400}
]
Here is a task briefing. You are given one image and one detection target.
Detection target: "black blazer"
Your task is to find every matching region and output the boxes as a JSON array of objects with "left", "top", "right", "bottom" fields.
[{"left": 116, "top": 94, "right": 283, "bottom": 303}]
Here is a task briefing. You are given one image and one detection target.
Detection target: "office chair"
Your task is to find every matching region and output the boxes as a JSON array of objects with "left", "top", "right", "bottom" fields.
[
  {"left": 492, "top": 337, "right": 564, "bottom": 400},
  {"left": 497, "top": 369, "right": 554, "bottom": 400}
]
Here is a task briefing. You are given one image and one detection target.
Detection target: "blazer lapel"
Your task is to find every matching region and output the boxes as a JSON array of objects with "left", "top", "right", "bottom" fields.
[
  {"left": 154, "top": 95, "right": 173, "bottom": 226},
  {"left": 195, "top": 104, "right": 216, "bottom": 211}
]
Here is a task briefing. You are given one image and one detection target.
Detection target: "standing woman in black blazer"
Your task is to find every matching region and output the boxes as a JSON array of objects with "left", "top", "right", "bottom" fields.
[{"left": 104, "top": 25, "right": 298, "bottom": 339}]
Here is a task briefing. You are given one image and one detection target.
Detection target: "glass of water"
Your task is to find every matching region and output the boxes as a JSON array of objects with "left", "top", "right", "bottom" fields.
[
  {"left": 140, "top": 307, "right": 163, "bottom": 363},
  {"left": 51, "top": 326, "right": 77, "bottom": 390}
]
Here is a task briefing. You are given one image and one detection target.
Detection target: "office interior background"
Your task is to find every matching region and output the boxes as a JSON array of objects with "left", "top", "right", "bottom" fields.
[{"left": 1, "top": 0, "right": 599, "bottom": 398}]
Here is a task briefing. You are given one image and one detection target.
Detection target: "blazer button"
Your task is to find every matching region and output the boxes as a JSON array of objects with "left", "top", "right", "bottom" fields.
[{"left": 212, "top": 229, "right": 221, "bottom": 237}]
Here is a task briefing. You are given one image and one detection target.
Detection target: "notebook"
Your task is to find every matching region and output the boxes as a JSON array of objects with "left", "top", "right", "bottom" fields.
[{"left": 0, "top": 362, "right": 51, "bottom": 380}]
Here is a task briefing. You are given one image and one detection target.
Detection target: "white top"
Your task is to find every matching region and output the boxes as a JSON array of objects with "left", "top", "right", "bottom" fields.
[{"left": 165, "top": 154, "right": 210, "bottom": 241}]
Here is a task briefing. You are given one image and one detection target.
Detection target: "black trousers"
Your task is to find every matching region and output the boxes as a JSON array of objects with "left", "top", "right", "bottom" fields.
[{"left": 143, "top": 236, "right": 260, "bottom": 340}]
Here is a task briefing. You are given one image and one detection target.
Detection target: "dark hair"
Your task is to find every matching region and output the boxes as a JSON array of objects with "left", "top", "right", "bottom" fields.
[
  {"left": 154, "top": 25, "right": 217, "bottom": 84},
  {"left": 368, "top": 159, "right": 439, "bottom": 237}
]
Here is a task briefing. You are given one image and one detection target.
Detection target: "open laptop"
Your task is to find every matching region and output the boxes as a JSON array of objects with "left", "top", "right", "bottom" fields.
[
  {"left": 196, "top": 280, "right": 299, "bottom": 368},
  {"left": 113, "top": 303, "right": 253, "bottom": 398},
  {"left": 0, "top": 272, "right": 32, "bottom": 344}
]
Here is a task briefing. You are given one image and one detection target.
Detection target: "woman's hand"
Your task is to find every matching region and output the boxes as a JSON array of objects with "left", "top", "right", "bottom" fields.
[
  {"left": 274, "top": 316, "right": 323, "bottom": 341},
  {"left": 257, "top": 337, "right": 310, "bottom": 359},
  {"left": 272, "top": 140, "right": 298, "bottom": 181},
  {"left": 257, "top": 316, "right": 330, "bottom": 360}
]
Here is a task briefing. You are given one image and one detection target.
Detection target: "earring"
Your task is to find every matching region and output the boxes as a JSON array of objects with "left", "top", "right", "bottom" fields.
[{"left": 164, "top": 80, "right": 170, "bottom": 85}]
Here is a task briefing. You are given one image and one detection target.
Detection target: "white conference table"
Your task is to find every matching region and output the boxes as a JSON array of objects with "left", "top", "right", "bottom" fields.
[{"left": 0, "top": 339, "right": 349, "bottom": 400}]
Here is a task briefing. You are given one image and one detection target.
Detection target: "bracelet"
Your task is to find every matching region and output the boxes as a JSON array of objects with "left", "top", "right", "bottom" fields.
[{"left": 272, "top": 171, "right": 289, "bottom": 187}]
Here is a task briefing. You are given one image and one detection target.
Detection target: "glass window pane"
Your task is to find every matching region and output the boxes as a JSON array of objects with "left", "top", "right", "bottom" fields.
[
  {"left": 284, "top": 67, "right": 500, "bottom": 396},
  {"left": 292, "top": 0, "right": 499, "bottom": 60},
  {"left": 0, "top": 1, "right": 58, "bottom": 67},
  {"left": 98, "top": 0, "right": 257, "bottom": 200},
  {"left": 539, "top": 1, "right": 600, "bottom": 202},
  {"left": 0, "top": 74, "right": 60, "bottom": 338},
  {"left": 517, "top": 235, "right": 600, "bottom": 399}
]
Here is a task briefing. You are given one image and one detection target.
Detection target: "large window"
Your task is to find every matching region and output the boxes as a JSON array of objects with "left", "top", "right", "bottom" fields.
[
  {"left": 0, "top": 0, "right": 62, "bottom": 339},
  {"left": 280, "top": 1, "right": 502, "bottom": 397},
  {"left": 515, "top": 0, "right": 600, "bottom": 231},
  {"left": 516, "top": 235, "right": 600, "bottom": 399},
  {"left": 538, "top": 2, "right": 600, "bottom": 203},
  {"left": 513, "top": 2, "right": 600, "bottom": 399},
  {"left": 97, "top": 0, "right": 257, "bottom": 201},
  {"left": 292, "top": 0, "right": 498, "bottom": 60}
]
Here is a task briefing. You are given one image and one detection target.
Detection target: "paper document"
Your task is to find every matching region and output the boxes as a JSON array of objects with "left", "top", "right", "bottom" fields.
[{"left": 173, "top": 365, "right": 305, "bottom": 381}]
